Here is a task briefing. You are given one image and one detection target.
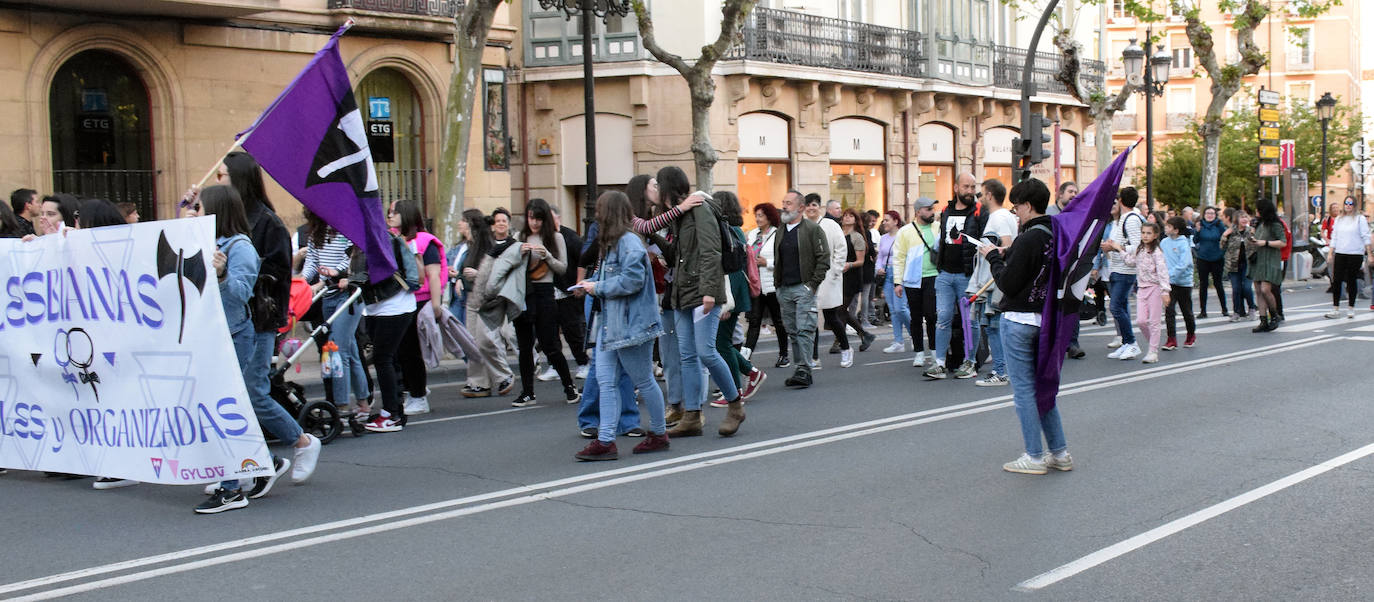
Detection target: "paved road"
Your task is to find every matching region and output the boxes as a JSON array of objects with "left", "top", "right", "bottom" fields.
[{"left": 4, "top": 284, "right": 1373, "bottom": 600}]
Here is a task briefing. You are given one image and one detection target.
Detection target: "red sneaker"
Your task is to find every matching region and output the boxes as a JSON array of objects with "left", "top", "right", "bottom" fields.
[
  {"left": 363, "top": 415, "right": 402, "bottom": 433},
  {"left": 1183, "top": 334, "right": 1196, "bottom": 348},
  {"left": 740, "top": 368, "right": 767, "bottom": 400},
  {"left": 1161, "top": 337, "right": 1178, "bottom": 351},
  {"left": 574, "top": 440, "right": 618, "bottom": 461},
  {"left": 632, "top": 433, "right": 670, "bottom": 454}
]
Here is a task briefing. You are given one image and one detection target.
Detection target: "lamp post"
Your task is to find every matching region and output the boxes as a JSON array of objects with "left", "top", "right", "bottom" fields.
[
  {"left": 1122, "top": 30, "right": 1171, "bottom": 214},
  {"left": 539, "top": 0, "right": 632, "bottom": 231},
  {"left": 1315, "top": 92, "right": 1337, "bottom": 218}
]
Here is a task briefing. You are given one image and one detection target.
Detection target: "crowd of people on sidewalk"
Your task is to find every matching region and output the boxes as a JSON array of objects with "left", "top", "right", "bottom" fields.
[{"left": 8, "top": 156, "right": 1374, "bottom": 505}]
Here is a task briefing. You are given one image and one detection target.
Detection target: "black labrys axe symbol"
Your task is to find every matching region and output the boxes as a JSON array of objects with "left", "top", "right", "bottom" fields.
[{"left": 156, "top": 231, "right": 207, "bottom": 343}]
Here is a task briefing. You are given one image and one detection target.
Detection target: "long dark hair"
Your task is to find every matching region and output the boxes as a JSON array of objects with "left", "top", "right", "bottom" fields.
[
  {"left": 713, "top": 190, "right": 743, "bottom": 227},
  {"left": 199, "top": 185, "right": 251, "bottom": 238},
  {"left": 223, "top": 151, "right": 273, "bottom": 213},
  {"left": 462, "top": 208, "right": 493, "bottom": 270},
  {"left": 303, "top": 208, "right": 335, "bottom": 248},
  {"left": 77, "top": 198, "right": 127, "bottom": 229},
  {"left": 391, "top": 199, "right": 425, "bottom": 239},
  {"left": 626, "top": 174, "right": 654, "bottom": 219},
  {"left": 0, "top": 202, "right": 23, "bottom": 238},
  {"left": 595, "top": 190, "right": 635, "bottom": 256},
  {"left": 522, "top": 198, "right": 561, "bottom": 262},
  {"left": 43, "top": 194, "right": 80, "bottom": 228},
  {"left": 655, "top": 166, "right": 690, "bottom": 207},
  {"left": 1255, "top": 197, "right": 1279, "bottom": 226}
]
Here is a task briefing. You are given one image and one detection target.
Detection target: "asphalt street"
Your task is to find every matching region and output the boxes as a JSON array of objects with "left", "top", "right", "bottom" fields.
[{"left": 3, "top": 283, "right": 1373, "bottom": 601}]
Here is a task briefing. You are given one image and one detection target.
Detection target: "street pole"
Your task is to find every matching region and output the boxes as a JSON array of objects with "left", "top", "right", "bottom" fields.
[
  {"left": 1319, "top": 118, "right": 1329, "bottom": 218},
  {"left": 1144, "top": 27, "right": 1155, "bottom": 215},
  {"left": 1014, "top": 0, "right": 1059, "bottom": 183},
  {"left": 581, "top": 0, "right": 597, "bottom": 232}
]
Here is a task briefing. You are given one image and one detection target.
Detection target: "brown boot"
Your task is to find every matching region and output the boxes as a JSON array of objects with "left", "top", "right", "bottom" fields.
[
  {"left": 664, "top": 403, "right": 684, "bottom": 428},
  {"left": 717, "top": 400, "right": 745, "bottom": 437},
  {"left": 665, "top": 410, "right": 703, "bottom": 437}
]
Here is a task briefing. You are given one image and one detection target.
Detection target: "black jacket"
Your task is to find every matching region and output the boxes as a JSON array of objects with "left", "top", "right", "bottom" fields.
[
  {"left": 247, "top": 202, "right": 293, "bottom": 332},
  {"left": 937, "top": 201, "right": 986, "bottom": 276},
  {"left": 987, "top": 215, "right": 1053, "bottom": 314},
  {"left": 554, "top": 225, "right": 583, "bottom": 290}
]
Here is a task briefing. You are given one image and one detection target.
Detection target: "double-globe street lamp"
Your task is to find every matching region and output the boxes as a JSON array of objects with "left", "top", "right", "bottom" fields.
[
  {"left": 1122, "top": 33, "right": 1172, "bottom": 213},
  {"left": 1315, "top": 91, "right": 1337, "bottom": 217},
  {"left": 539, "top": 0, "right": 632, "bottom": 230}
]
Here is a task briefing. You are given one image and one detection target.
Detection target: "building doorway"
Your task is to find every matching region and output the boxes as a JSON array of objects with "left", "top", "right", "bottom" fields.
[{"left": 355, "top": 68, "right": 427, "bottom": 212}]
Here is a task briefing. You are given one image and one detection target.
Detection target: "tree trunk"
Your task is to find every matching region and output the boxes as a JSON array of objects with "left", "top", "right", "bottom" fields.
[
  {"left": 1094, "top": 113, "right": 1115, "bottom": 176},
  {"left": 436, "top": 1, "right": 500, "bottom": 245},
  {"left": 1196, "top": 83, "right": 1235, "bottom": 207},
  {"left": 688, "top": 74, "right": 717, "bottom": 190}
]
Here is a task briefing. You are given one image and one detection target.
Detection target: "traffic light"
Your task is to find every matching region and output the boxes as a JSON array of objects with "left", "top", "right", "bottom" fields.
[
  {"left": 1027, "top": 112, "right": 1053, "bottom": 166},
  {"left": 1011, "top": 137, "right": 1032, "bottom": 184}
]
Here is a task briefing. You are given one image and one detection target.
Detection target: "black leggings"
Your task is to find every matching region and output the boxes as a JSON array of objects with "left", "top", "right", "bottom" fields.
[
  {"left": 903, "top": 277, "right": 937, "bottom": 352},
  {"left": 1165, "top": 284, "right": 1196, "bottom": 339},
  {"left": 367, "top": 311, "right": 414, "bottom": 418},
  {"left": 841, "top": 290, "right": 869, "bottom": 338},
  {"left": 516, "top": 282, "right": 572, "bottom": 395},
  {"left": 1197, "top": 258, "right": 1227, "bottom": 314},
  {"left": 554, "top": 294, "right": 589, "bottom": 365},
  {"left": 1332, "top": 253, "right": 1363, "bottom": 308},
  {"left": 822, "top": 307, "right": 850, "bottom": 350},
  {"left": 744, "top": 292, "right": 787, "bottom": 355},
  {"left": 394, "top": 301, "right": 428, "bottom": 399}
]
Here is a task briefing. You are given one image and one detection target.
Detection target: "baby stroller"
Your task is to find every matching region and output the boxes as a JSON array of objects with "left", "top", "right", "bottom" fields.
[{"left": 269, "top": 277, "right": 368, "bottom": 444}]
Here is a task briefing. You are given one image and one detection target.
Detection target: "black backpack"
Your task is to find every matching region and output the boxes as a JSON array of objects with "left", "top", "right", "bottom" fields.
[{"left": 716, "top": 212, "right": 746, "bottom": 274}]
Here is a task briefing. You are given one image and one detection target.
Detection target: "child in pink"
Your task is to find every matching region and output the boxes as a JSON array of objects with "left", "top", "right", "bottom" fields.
[{"left": 1124, "top": 222, "right": 1169, "bottom": 363}]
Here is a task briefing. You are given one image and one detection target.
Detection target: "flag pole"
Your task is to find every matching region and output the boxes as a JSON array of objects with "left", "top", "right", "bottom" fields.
[{"left": 179, "top": 18, "right": 357, "bottom": 215}]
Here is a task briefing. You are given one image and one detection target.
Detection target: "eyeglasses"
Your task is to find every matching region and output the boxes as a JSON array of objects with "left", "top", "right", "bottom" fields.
[{"left": 1345, "top": 201, "right": 1356, "bottom": 206}]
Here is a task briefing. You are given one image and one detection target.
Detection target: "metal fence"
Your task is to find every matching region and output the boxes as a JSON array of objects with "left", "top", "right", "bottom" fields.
[
  {"left": 376, "top": 167, "right": 429, "bottom": 206},
  {"left": 726, "top": 7, "right": 926, "bottom": 78},
  {"left": 326, "top": 0, "right": 460, "bottom": 17},
  {"left": 52, "top": 169, "right": 157, "bottom": 219}
]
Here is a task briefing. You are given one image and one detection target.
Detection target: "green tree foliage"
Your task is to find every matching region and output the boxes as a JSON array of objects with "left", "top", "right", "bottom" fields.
[{"left": 1150, "top": 94, "right": 1363, "bottom": 210}]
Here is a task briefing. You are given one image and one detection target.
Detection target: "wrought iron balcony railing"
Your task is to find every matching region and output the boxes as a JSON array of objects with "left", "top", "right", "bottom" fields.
[
  {"left": 327, "top": 0, "right": 460, "bottom": 18},
  {"left": 993, "top": 45, "right": 1106, "bottom": 97},
  {"left": 725, "top": 7, "right": 926, "bottom": 78}
]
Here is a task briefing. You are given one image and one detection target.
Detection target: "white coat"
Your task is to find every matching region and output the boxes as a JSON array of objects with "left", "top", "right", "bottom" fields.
[{"left": 815, "top": 217, "right": 846, "bottom": 309}]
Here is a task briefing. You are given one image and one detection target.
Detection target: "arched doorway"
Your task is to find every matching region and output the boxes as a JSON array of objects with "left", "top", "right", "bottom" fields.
[
  {"left": 828, "top": 117, "right": 887, "bottom": 216},
  {"left": 917, "top": 122, "right": 957, "bottom": 214},
  {"left": 737, "top": 112, "right": 792, "bottom": 231},
  {"left": 354, "top": 68, "right": 426, "bottom": 211},
  {"left": 49, "top": 50, "right": 155, "bottom": 217}
]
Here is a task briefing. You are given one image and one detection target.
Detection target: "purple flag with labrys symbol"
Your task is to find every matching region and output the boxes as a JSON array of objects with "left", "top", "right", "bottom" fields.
[
  {"left": 1034, "top": 140, "right": 1140, "bottom": 415},
  {"left": 236, "top": 22, "right": 396, "bottom": 284}
]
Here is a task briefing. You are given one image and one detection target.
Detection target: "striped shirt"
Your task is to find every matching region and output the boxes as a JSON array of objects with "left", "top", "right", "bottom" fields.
[{"left": 302, "top": 232, "right": 354, "bottom": 296}]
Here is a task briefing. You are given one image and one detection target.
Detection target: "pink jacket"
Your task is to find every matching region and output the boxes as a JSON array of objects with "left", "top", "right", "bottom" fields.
[
  {"left": 409, "top": 231, "right": 448, "bottom": 302},
  {"left": 1125, "top": 246, "right": 1168, "bottom": 290}
]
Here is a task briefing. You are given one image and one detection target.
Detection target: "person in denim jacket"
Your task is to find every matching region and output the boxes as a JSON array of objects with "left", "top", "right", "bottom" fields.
[{"left": 572, "top": 191, "right": 668, "bottom": 461}]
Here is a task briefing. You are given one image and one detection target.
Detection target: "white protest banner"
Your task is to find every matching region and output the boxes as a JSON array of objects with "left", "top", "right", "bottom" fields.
[{"left": 0, "top": 217, "right": 273, "bottom": 484}]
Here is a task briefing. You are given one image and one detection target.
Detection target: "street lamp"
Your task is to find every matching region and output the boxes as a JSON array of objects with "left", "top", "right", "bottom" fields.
[
  {"left": 1315, "top": 92, "right": 1337, "bottom": 217},
  {"left": 539, "top": 0, "right": 632, "bottom": 231},
  {"left": 1122, "top": 31, "right": 1171, "bottom": 214}
]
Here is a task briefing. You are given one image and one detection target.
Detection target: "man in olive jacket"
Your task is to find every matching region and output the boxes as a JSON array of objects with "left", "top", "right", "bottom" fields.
[{"left": 773, "top": 189, "right": 831, "bottom": 388}]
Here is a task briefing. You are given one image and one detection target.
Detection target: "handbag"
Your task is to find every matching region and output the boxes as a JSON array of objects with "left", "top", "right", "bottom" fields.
[{"left": 528, "top": 258, "right": 549, "bottom": 281}]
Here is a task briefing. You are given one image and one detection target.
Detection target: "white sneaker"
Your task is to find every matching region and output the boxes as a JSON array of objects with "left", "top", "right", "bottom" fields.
[
  {"left": 883, "top": 341, "right": 905, "bottom": 354},
  {"left": 574, "top": 363, "right": 590, "bottom": 380},
  {"left": 1325, "top": 310, "right": 1340, "bottom": 319},
  {"left": 1041, "top": 451, "right": 1074, "bottom": 471},
  {"left": 291, "top": 434, "right": 321, "bottom": 484},
  {"left": 536, "top": 366, "right": 558, "bottom": 381},
  {"left": 403, "top": 395, "right": 430, "bottom": 415},
  {"left": 912, "top": 351, "right": 931, "bottom": 367},
  {"left": 740, "top": 347, "right": 753, "bottom": 361},
  {"left": 974, "top": 373, "right": 1009, "bottom": 387},
  {"left": 1107, "top": 336, "right": 1123, "bottom": 349},
  {"left": 1348, "top": 310, "right": 1356, "bottom": 319},
  {"left": 840, "top": 349, "right": 854, "bottom": 368},
  {"left": 1002, "top": 453, "right": 1048, "bottom": 475},
  {"left": 1117, "top": 343, "right": 1140, "bottom": 360},
  {"left": 1141, "top": 352, "right": 1158, "bottom": 364},
  {"left": 809, "top": 358, "right": 822, "bottom": 370},
  {"left": 1106, "top": 345, "right": 1126, "bottom": 359}
]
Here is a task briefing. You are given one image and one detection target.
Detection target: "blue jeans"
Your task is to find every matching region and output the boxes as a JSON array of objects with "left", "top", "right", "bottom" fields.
[
  {"left": 577, "top": 353, "right": 640, "bottom": 434},
  {"left": 933, "top": 271, "right": 970, "bottom": 361},
  {"left": 1000, "top": 316, "right": 1066, "bottom": 458},
  {"left": 322, "top": 293, "right": 368, "bottom": 405},
  {"left": 884, "top": 274, "right": 911, "bottom": 346},
  {"left": 594, "top": 337, "right": 665, "bottom": 442},
  {"left": 223, "top": 328, "right": 301, "bottom": 492},
  {"left": 448, "top": 287, "right": 467, "bottom": 326},
  {"left": 1229, "top": 269, "right": 1256, "bottom": 315},
  {"left": 974, "top": 300, "right": 1005, "bottom": 376},
  {"left": 673, "top": 306, "right": 738, "bottom": 411},
  {"left": 1109, "top": 273, "right": 1137, "bottom": 345},
  {"left": 659, "top": 309, "right": 684, "bottom": 405}
]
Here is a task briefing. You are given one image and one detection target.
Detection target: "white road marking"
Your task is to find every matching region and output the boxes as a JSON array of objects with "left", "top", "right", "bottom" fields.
[
  {"left": 0, "top": 335, "right": 1335, "bottom": 600},
  {"left": 1015, "top": 441, "right": 1374, "bottom": 591},
  {"left": 1278, "top": 311, "right": 1374, "bottom": 332},
  {"left": 406, "top": 406, "right": 542, "bottom": 426}
]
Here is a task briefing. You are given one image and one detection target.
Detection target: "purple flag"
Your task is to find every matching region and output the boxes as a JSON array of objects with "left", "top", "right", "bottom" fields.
[
  {"left": 236, "top": 24, "right": 396, "bottom": 284},
  {"left": 1034, "top": 140, "right": 1140, "bottom": 415}
]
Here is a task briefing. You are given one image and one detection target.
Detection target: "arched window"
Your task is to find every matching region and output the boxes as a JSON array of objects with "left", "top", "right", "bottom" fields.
[{"left": 355, "top": 67, "right": 427, "bottom": 209}]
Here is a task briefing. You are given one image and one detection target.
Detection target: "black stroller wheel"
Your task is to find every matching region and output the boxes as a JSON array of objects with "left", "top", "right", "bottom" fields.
[{"left": 298, "top": 400, "right": 342, "bottom": 445}]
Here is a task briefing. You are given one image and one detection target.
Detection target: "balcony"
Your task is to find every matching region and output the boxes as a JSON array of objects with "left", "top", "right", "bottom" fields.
[
  {"left": 994, "top": 45, "right": 1106, "bottom": 97},
  {"left": 725, "top": 7, "right": 926, "bottom": 78},
  {"left": 38, "top": 0, "right": 278, "bottom": 18},
  {"left": 326, "top": 0, "right": 460, "bottom": 18}
]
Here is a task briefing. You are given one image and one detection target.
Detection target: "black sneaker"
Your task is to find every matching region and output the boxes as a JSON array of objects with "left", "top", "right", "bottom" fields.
[
  {"left": 564, "top": 385, "right": 581, "bottom": 404},
  {"left": 194, "top": 488, "right": 248, "bottom": 514},
  {"left": 579, "top": 427, "right": 596, "bottom": 438},
  {"left": 1196, "top": 312, "right": 1209, "bottom": 319},
  {"left": 512, "top": 393, "right": 537, "bottom": 407},
  {"left": 1066, "top": 345, "right": 1086, "bottom": 359},
  {"left": 623, "top": 427, "right": 647, "bottom": 437},
  {"left": 496, "top": 379, "right": 515, "bottom": 396},
  {"left": 859, "top": 332, "right": 876, "bottom": 352},
  {"left": 246, "top": 456, "right": 290, "bottom": 500},
  {"left": 784, "top": 371, "right": 812, "bottom": 388},
  {"left": 775, "top": 356, "right": 792, "bottom": 369}
]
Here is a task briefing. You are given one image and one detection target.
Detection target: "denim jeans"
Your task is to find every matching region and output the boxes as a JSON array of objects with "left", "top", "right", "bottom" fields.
[
  {"left": 322, "top": 293, "right": 368, "bottom": 405},
  {"left": 777, "top": 284, "right": 819, "bottom": 378},
  {"left": 1109, "top": 273, "right": 1137, "bottom": 345},
  {"left": 594, "top": 337, "right": 665, "bottom": 442},
  {"left": 974, "top": 300, "right": 1004, "bottom": 376},
  {"left": 933, "top": 271, "right": 970, "bottom": 360},
  {"left": 233, "top": 329, "right": 303, "bottom": 442},
  {"left": 1000, "top": 316, "right": 1066, "bottom": 458},
  {"left": 659, "top": 309, "right": 684, "bottom": 405},
  {"left": 884, "top": 274, "right": 911, "bottom": 346},
  {"left": 577, "top": 348, "right": 640, "bottom": 434},
  {"left": 448, "top": 288, "right": 467, "bottom": 328},
  {"left": 1228, "top": 270, "right": 1256, "bottom": 314},
  {"left": 673, "top": 305, "right": 738, "bottom": 411}
]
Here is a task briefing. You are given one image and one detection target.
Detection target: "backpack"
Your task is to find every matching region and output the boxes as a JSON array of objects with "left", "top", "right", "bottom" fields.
[
  {"left": 716, "top": 212, "right": 747, "bottom": 274},
  {"left": 393, "top": 234, "right": 422, "bottom": 291}
]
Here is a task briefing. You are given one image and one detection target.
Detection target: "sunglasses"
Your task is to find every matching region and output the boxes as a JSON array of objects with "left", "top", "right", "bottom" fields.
[{"left": 1345, "top": 201, "right": 1355, "bottom": 206}]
